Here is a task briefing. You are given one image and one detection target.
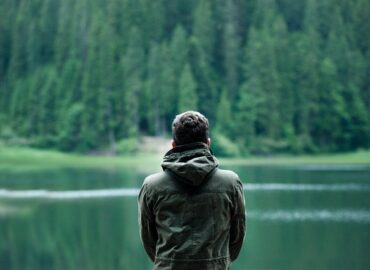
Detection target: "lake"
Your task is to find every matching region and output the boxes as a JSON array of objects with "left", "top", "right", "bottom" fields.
[{"left": 0, "top": 163, "right": 370, "bottom": 270}]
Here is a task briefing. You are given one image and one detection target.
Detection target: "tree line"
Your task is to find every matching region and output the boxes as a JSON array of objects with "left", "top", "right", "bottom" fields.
[{"left": 0, "top": 0, "right": 369, "bottom": 154}]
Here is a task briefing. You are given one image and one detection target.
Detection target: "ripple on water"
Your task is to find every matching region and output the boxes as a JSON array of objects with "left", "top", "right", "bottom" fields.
[{"left": 248, "top": 209, "right": 370, "bottom": 223}]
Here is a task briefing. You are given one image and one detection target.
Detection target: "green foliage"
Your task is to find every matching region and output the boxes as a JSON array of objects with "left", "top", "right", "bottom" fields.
[
  {"left": 178, "top": 64, "right": 198, "bottom": 112},
  {"left": 211, "top": 132, "right": 240, "bottom": 157},
  {"left": 116, "top": 137, "right": 139, "bottom": 155},
  {"left": 59, "top": 103, "right": 84, "bottom": 152},
  {"left": 250, "top": 137, "right": 292, "bottom": 155},
  {"left": 216, "top": 90, "right": 233, "bottom": 137},
  {"left": 0, "top": 125, "right": 17, "bottom": 143},
  {"left": 223, "top": 0, "right": 241, "bottom": 101},
  {"left": 121, "top": 26, "right": 144, "bottom": 138},
  {"left": 235, "top": 82, "right": 257, "bottom": 148},
  {"left": 191, "top": 0, "right": 217, "bottom": 120},
  {"left": 0, "top": 0, "right": 369, "bottom": 154}
]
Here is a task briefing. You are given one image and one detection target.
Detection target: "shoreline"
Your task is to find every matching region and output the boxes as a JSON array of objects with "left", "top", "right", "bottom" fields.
[{"left": 1, "top": 144, "right": 369, "bottom": 171}]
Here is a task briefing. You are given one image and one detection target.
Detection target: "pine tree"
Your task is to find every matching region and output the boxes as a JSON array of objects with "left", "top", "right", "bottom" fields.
[
  {"left": 54, "top": 0, "right": 75, "bottom": 68},
  {"left": 313, "top": 58, "right": 347, "bottom": 151},
  {"left": 39, "top": 0, "right": 58, "bottom": 64},
  {"left": 276, "top": 0, "right": 305, "bottom": 31},
  {"left": 8, "top": 0, "right": 29, "bottom": 81},
  {"left": 178, "top": 64, "right": 198, "bottom": 112},
  {"left": 216, "top": 89, "right": 233, "bottom": 137},
  {"left": 290, "top": 33, "right": 320, "bottom": 152},
  {"left": 59, "top": 103, "right": 84, "bottom": 151},
  {"left": 160, "top": 25, "right": 189, "bottom": 127},
  {"left": 243, "top": 1, "right": 284, "bottom": 141},
  {"left": 121, "top": 26, "right": 145, "bottom": 138},
  {"left": 223, "top": 0, "right": 241, "bottom": 101},
  {"left": 80, "top": 10, "right": 102, "bottom": 150},
  {"left": 9, "top": 79, "right": 28, "bottom": 135},
  {"left": 0, "top": 0, "right": 12, "bottom": 115},
  {"left": 143, "top": 0, "right": 165, "bottom": 43},
  {"left": 351, "top": 0, "right": 370, "bottom": 134},
  {"left": 38, "top": 67, "right": 59, "bottom": 146},
  {"left": 0, "top": 0, "right": 12, "bottom": 81},
  {"left": 191, "top": 0, "right": 217, "bottom": 120},
  {"left": 143, "top": 42, "right": 163, "bottom": 135},
  {"left": 56, "top": 59, "right": 82, "bottom": 138},
  {"left": 25, "top": 69, "right": 47, "bottom": 137},
  {"left": 271, "top": 15, "right": 294, "bottom": 141},
  {"left": 235, "top": 82, "right": 258, "bottom": 149},
  {"left": 352, "top": 0, "right": 370, "bottom": 54},
  {"left": 70, "top": 0, "right": 90, "bottom": 61},
  {"left": 98, "top": 18, "right": 117, "bottom": 149},
  {"left": 326, "top": 6, "right": 370, "bottom": 149}
]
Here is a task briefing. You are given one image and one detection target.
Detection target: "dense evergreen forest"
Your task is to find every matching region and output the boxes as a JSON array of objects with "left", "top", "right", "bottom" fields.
[{"left": 0, "top": 0, "right": 369, "bottom": 155}]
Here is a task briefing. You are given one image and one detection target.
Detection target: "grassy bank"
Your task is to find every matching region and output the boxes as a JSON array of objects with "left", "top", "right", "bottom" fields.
[
  {"left": 220, "top": 150, "right": 370, "bottom": 166},
  {"left": 0, "top": 144, "right": 369, "bottom": 171},
  {"left": 0, "top": 144, "right": 162, "bottom": 171}
]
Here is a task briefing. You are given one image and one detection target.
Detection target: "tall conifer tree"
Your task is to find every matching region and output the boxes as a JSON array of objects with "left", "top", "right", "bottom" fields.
[
  {"left": 191, "top": 0, "right": 217, "bottom": 120},
  {"left": 121, "top": 26, "right": 145, "bottom": 137},
  {"left": 178, "top": 64, "right": 198, "bottom": 112}
]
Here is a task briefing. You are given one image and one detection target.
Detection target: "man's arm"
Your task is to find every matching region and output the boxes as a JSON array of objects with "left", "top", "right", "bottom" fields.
[
  {"left": 229, "top": 179, "right": 246, "bottom": 261},
  {"left": 138, "top": 184, "right": 158, "bottom": 262}
]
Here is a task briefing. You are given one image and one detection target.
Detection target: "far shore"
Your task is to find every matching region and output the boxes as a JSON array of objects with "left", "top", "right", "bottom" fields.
[{"left": 1, "top": 144, "right": 369, "bottom": 171}]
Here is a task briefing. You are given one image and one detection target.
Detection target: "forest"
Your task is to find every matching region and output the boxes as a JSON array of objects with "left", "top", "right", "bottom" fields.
[{"left": 0, "top": 0, "right": 369, "bottom": 155}]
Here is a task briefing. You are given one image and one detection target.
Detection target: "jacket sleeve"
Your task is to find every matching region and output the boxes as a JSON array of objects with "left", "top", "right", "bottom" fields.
[
  {"left": 229, "top": 178, "right": 246, "bottom": 261},
  {"left": 138, "top": 183, "right": 158, "bottom": 262}
]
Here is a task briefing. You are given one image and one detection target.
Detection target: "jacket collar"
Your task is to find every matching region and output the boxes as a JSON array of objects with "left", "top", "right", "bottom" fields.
[{"left": 161, "top": 142, "right": 218, "bottom": 186}]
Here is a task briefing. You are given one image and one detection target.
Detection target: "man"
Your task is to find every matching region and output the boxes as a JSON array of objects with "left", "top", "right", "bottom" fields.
[{"left": 138, "top": 111, "right": 246, "bottom": 270}]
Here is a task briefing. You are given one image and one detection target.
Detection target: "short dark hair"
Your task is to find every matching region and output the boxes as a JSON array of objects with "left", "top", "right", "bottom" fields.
[{"left": 172, "top": 111, "right": 209, "bottom": 145}]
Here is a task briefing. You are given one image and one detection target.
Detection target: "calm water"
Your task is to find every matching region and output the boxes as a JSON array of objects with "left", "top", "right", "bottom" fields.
[{"left": 0, "top": 164, "right": 370, "bottom": 270}]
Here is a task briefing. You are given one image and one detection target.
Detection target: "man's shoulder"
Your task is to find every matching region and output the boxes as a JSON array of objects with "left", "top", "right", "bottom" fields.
[
  {"left": 208, "top": 167, "right": 243, "bottom": 191},
  {"left": 214, "top": 168, "right": 239, "bottom": 180},
  {"left": 213, "top": 168, "right": 241, "bottom": 183},
  {"left": 142, "top": 171, "right": 171, "bottom": 190}
]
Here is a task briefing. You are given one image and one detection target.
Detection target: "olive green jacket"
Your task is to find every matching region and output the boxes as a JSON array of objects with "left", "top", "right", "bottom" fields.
[{"left": 138, "top": 142, "right": 246, "bottom": 270}]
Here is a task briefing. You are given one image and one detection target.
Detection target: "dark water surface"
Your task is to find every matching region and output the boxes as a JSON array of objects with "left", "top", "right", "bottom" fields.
[{"left": 1, "top": 164, "right": 370, "bottom": 270}]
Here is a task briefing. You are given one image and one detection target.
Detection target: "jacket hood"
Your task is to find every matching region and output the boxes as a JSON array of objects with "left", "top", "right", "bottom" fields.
[{"left": 161, "top": 142, "right": 218, "bottom": 186}]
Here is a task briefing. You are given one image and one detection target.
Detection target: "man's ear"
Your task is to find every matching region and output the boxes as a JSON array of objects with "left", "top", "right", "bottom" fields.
[
  {"left": 207, "top": 138, "right": 211, "bottom": 146},
  {"left": 171, "top": 139, "right": 176, "bottom": 148}
]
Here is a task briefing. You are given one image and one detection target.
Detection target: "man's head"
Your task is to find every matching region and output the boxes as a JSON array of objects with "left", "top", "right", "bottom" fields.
[{"left": 172, "top": 111, "right": 210, "bottom": 147}]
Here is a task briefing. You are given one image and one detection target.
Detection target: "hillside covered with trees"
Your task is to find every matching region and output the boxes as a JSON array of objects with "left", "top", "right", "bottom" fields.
[{"left": 0, "top": 0, "right": 369, "bottom": 155}]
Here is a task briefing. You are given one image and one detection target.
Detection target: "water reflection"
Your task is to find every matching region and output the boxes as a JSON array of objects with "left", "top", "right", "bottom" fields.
[{"left": 0, "top": 165, "right": 369, "bottom": 269}]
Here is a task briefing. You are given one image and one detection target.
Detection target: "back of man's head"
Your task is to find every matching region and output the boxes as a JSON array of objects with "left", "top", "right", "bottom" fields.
[{"left": 172, "top": 111, "right": 209, "bottom": 146}]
